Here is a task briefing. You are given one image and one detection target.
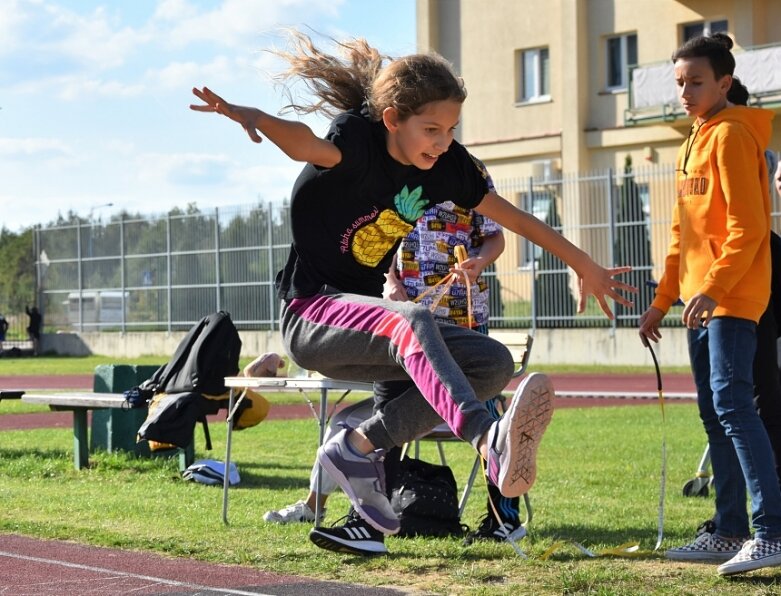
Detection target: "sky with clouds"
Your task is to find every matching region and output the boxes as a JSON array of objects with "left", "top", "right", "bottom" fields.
[{"left": 0, "top": 0, "right": 416, "bottom": 231}]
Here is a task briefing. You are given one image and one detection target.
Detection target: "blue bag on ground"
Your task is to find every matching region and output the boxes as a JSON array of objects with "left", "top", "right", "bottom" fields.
[{"left": 182, "top": 459, "right": 240, "bottom": 486}]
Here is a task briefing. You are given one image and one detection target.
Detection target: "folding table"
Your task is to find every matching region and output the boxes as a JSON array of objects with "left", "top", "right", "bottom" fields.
[{"left": 221, "top": 376, "right": 373, "bottom": 525}]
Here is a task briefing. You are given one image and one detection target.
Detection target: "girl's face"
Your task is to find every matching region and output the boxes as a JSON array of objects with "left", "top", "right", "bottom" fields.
[
  {"left": 382, "top": 100, "right": 462, "bottom": 170},
  {"left": 674, "top": 56, "right": 732, "bottom": 121}
]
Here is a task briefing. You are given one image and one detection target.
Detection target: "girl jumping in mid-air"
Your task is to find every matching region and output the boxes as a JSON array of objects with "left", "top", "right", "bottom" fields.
[{"left": 192, "top": 32, "right": 634, "bottom": 537}]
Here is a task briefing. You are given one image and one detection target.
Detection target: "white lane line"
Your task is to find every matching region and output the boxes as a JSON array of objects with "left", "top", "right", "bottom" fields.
[{"left": 0, "top": 550, "right": 277, "bottom": 596}]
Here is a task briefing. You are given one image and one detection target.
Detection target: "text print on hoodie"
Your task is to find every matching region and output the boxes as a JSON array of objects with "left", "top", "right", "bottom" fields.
[{"left": 652, "top": 105, "right": 775, "bottom": 323}]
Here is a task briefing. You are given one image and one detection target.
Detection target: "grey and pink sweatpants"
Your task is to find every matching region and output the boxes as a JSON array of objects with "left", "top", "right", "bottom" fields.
[{"left": 280, "top": 289, "right": 514, "bottom": 450}]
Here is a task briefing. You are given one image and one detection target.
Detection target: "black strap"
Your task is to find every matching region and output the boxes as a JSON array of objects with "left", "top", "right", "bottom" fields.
[{"left": 200, "top": 416, "right": 212, "bottom": 451}]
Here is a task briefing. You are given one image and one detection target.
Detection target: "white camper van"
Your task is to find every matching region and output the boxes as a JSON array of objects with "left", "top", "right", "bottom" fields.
[{"left": 67, "top": 291, "right": 127, "bottom": 327}]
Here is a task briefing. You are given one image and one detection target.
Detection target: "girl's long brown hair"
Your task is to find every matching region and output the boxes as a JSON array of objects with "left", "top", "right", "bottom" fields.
[{"left": 275, "top": 30, "right": 466, "bottom": 122}]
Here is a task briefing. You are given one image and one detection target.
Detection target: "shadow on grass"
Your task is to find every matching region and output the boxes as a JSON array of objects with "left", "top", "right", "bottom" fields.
[
  {"left": 232, "top": 460, "right": 315, "bottom": 473},
  {"left": 0, "top": 447, "right": 70, "bottom": 460},
  {"left": 233, "top": 472, "right": 311, "bottom": 491},
  {"left": 722, "top": 575, "right": 781, "bottom": 587}
]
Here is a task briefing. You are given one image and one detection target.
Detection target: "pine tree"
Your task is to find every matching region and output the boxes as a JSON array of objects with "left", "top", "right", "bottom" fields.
[
  {"left": 614, "top": 156, "right": 654, "bottom": 325},
  {"left": 533, "top": 194, "right": 575, "bottom": 327}
]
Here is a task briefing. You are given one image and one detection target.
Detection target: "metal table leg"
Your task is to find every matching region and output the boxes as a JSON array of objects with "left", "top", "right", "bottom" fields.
[
  {"left": 222, "top": 388, "right": 235, "bottom": 525},
  {"left": 72, "top": 409, "right": 89, "bottom": 470},
  {"left": 313, "top": 387, "right": 328, "bottom": 526}
]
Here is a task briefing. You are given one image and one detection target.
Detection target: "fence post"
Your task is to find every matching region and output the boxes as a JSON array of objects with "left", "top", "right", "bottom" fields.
[
  {"left": 166, "top": 213, "right": 172, "bottom": 334},
  {"left": 528, "top": 176, "right": 538, "bottom": 333},
  {"left": 606, "top": 168, "right": 617, "bottom": 334},
  {"left": 120, "top": 216, "right": 126, "bottom": 333},
  {"left": 215, "top": 207, "right": 221, "bottom": 312},
  {"left": 267, "top": 201, "right": 276, "bottom": 331},
  {"left": 77, "top": 222, "right": 83, "bottom": 333}
]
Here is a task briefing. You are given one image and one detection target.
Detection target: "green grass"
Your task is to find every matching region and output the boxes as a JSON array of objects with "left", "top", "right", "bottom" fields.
[{"left": 2, "top": 404, "right": 780, "bottom": 594}]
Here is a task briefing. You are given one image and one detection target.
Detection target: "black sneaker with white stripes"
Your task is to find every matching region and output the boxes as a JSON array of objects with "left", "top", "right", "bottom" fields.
[{"left": 309, "top": 510, "right": 387, "bottom": 556}]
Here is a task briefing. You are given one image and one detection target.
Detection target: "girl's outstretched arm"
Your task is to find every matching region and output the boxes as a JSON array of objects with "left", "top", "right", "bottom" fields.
[
  {"left": 475, "top": 191, "right": 636, "bottom": 319},
  {"left": 190, "top": 87, "right": 341, "bottom": 168}
]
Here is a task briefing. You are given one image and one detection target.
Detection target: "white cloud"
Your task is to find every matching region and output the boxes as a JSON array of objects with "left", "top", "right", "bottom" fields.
[
  {"left": 135, "top": 151, "right": 232, "bottom": 186},
  {"left": 41, "top": 3, "right": 149, "bottom": 71},
  {"left": 146, "top": 55, "right": 235, "bottom": 90},
  {"left": 0, "top": 0, "right": 33, "bottom": 55},
  {"left": 154, "top": 0, "right": 344, "bottom": 49},
  {"left": 0, "top": 136, "right": 72, "bottom": 159},
  {"left": 57, "top": 76, "right": 146, "bottom": 100}
]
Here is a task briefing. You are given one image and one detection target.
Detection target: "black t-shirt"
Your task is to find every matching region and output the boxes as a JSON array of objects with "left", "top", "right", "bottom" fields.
[{"left": 276, "top": 109, "right": 490, "bottom": 299}]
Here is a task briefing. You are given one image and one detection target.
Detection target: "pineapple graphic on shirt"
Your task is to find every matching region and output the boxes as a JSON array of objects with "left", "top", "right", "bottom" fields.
[{"left": 352, "top": 185, "right": 427, "bottom": 267}]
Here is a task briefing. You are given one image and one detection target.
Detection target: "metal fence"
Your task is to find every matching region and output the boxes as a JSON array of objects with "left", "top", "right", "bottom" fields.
[{"left": 33, "top": 162, "right": 781, "bottom": 333}]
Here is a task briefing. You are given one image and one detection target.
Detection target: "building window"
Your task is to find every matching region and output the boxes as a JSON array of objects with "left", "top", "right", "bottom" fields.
[
  {"left": 682, "top": 19, "right": 728, "bottom": 42},
  {"left": 517, "top": 47, "right": 550, "bottom": 102},
  {"left": 606, "top": 33, "right": 637, "bottom": 90},
  {"left": 518, "top": 190, "right": 553, "bottom": 267}
]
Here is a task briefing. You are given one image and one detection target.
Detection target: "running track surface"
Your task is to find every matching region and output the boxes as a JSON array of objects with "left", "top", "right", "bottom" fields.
[
  {"left": 0, "top": 371, "right": 694, "bottom": 594},
  {"left": 0, "top": 372, "right": 695, "bottom": 432},
  {"left": 0, "top": 535, "right": 406, "bottom": 595}
]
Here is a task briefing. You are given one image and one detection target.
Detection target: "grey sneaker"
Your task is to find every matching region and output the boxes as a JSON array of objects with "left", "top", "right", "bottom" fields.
[
  {"left": 486, "top": 373, "right": 554, "bottom": 497},
  {"left": 718, "top": 538, "right": 781, "bottom": 575},
  {"left": 665, "top": 531, "right": 747, "bottom": 562},
  {"left": 263, "top": 500, "right": 325, "bottom": 524},
  {"left": 317, "top": 427, "right": 400, "bottom": 535}
]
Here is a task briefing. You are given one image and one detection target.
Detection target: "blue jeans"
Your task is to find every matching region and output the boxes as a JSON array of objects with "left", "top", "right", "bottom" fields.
[{"left": 689, "top": 316, "right": 781, "bottom": 540}]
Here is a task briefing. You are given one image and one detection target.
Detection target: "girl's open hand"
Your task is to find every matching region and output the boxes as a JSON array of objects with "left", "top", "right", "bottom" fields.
[
  {"left": 577, "top": 264, "right": 636, "bottom": 319},
  {"left": 190, "top": 87, "right": 264, "bottom": 143}
]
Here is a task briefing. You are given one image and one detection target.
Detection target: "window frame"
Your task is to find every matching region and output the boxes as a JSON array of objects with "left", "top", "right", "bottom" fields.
[
  {"left": 605, "top": 32, "right": 638, "bottom": 91},
  {"left": 682, "top": 19, "right": 729, "bottom": 43},
  {"left": 516, "top": 46, "right": 551, "bottom": 104}
]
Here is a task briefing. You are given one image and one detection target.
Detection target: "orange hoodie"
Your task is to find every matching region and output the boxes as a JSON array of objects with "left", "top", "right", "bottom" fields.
[{"left": 651, "top": 105, "right": 774, "bottom": 323}]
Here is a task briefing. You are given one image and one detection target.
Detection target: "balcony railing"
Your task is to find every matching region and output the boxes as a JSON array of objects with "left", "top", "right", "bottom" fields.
[{"left": 625, "top": 41, "right": 781, "bottom": 126}]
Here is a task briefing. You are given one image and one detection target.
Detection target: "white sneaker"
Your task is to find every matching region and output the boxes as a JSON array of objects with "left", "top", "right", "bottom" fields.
[
  {"left": 718, "top": 538, "right": 781, "bottom": 575},
  {"left": 263, "top": 500, "right": 324, "bottom": 524},
  {"left": 486, "top": 373, "right": 555, "bottom": 497}
]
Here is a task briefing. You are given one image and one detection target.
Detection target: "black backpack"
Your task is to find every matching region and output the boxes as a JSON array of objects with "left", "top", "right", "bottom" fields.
[
  {"left": 143, "top": 311, "right": 242, "bottom": 396},
  {"left": 389, "top": 456, "right": 467, "bottom": 538},
  {"left": 136, "top": 311, "right": 242, "bottom": 450}
]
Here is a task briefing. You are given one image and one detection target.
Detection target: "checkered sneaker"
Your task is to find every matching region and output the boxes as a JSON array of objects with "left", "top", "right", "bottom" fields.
[
  {"left": 665, "top": 532, "right": 747, "bottom": 562},
  {"left": 718, "top": 538, "right": 781, "bottom": 575}
]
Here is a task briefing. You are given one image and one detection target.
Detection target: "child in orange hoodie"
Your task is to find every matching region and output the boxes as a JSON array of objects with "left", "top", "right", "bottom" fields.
[{"left": 639, "top": 33, "right": 781, "bottom": 576}]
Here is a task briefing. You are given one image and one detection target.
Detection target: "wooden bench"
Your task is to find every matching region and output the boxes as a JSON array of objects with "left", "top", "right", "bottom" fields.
[
  {"left": 21, "top": 392, "right": 194, "bottom": 471},
  {"left": 0, "top": 390, "right": 24, "bottom": 401}
]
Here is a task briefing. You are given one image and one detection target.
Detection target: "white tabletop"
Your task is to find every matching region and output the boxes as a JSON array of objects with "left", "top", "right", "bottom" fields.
[
  {"left": 223, "top": 376, "right": 373, "bottom": 392},
  {"left": 22, "top": 392, "right": 128, "bottom": 409}
]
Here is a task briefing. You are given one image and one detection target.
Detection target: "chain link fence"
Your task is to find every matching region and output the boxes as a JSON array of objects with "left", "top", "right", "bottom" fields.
[{"left": 33, "top": 162, "right": 781, "bottom": 333}]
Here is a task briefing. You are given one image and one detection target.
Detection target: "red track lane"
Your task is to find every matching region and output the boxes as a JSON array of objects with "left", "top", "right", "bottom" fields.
[
  {"left": 0, "top": 534, "right": 406, "bottom": 595},
  {"left": 0, "top": 372, "right": 696, "bottom": 431}
]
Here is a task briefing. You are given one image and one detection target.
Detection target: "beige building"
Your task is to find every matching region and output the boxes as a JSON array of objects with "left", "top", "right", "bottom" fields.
[
  {"left": 414, "top": 1, "right": 781, "bottom": 364},
  {"left": 417, "top": 0, "right": 781, "bottom": 178}
]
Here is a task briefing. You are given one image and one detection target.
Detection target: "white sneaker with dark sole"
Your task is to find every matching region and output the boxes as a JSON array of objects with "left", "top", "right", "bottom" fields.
[
  {"left": 263, "top": 500, "right": 325, "bottom": 524},
  {"left": 486, "top": 373, "right": 555, "bottom": 498},
  {"left": 718, "top": 538, "right": 781, "bottom": 575}
]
